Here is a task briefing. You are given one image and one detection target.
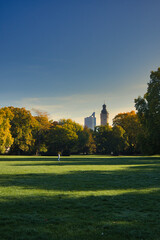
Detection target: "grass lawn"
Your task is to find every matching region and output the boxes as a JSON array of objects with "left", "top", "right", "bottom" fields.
[{"left": 0, "top": 155, "right": 160, "bottom": 240}]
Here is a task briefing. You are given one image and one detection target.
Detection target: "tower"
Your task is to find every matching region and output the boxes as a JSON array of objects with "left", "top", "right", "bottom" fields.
[{"left": 100, "top": 104, "right": 109, "bottom": 125}]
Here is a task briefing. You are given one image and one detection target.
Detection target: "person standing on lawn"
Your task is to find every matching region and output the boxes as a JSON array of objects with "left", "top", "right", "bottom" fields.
[{"left": 58, "top": 152, "right": 60, "bottom": 161}]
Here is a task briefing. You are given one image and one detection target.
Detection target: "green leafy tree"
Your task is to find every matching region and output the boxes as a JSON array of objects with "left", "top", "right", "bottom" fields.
[
  {"left": 78, "top": 126, "right": 96, "bottom": 154},
  {"left": 9, "top": 107, "right": 36, "bottom": 154},
  {"left": 94, "top": 124, "right": 113, "bottom": 154},
  {"left": 59, "top": 119, "right": 83, "bottom": 153},
  {"left": 0, "top": 108, "right": 14, "bottom": 153},
  {"left": 59, "top": 119, "right": 83, "bottom": 133},
  {"left": 112, "top": 125, "right": 128, "bottom": 155},
  {"left": 33, "top": 110, "right": 51, "bottom": 155},
  {"left": 113, "top": 111, "right": 141, "bottom": 153},
  {"left": 48, "top": 124, "right": 78, "bottom": 155},
  {"left": 135, "top": 67, "right": 160, "bottom": 154},
  {"left": 94, "top": 124, "right": 127, "bottom": 155}
]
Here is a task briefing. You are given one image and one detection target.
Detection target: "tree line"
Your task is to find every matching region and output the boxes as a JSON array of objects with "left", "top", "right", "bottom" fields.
[{"left": 0, "top": 67, "right": 160, "bottom": 155}]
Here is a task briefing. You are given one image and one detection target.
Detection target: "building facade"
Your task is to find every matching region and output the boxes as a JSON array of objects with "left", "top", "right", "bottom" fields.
[
  {"left": 100, "top": 104, "right": 109, "bottom": 125},
  {"left": 84, "top": 112, "right": 96, "bottom": 130}
]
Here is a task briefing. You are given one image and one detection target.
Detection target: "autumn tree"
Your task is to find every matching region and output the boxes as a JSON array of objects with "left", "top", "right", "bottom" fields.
[
  {"left": 0, "top": 108, "right": 14, "bottom": 153},
  {"left": 135, "top": 67, "right": 160, "bottom": 154}
]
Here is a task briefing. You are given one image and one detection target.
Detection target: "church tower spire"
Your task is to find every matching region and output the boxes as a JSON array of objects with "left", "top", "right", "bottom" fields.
[{"left": 100, "top": 103, "right": 109, "bottom": 125}]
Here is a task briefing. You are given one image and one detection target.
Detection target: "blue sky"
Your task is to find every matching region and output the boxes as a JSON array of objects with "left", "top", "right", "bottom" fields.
[{"left": 0, "top": 0, "right": 160, "bottom": 125}]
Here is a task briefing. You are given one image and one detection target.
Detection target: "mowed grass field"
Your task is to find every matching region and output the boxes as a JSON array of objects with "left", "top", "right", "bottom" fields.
[{"left": 0, "top": 156, "right": 160, "bottom": 240}]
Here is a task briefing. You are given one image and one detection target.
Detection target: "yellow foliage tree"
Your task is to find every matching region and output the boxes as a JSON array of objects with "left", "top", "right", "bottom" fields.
[{"left": 0, "top": 108, "right": 14, "bottom": 153}]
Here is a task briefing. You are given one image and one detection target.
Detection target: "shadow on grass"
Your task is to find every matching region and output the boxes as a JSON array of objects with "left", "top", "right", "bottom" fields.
[
  {"left": 0, "top": 165, "right": 160, "bottom": 191},
  {"left": 3, "top": 156, "right": 160, "bottom": 169},
  {"left": 0, "top": 156, "right": 160, "bottom": 165},
  {"left": 0, "top": 190, "right": 160, "bottom": 240}
]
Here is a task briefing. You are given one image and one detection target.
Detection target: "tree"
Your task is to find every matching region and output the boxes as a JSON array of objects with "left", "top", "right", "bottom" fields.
[
  {"left": 48, "top": 124, "right": 78, "bottom": 155},
  {"left": 94, "top": 124, "right": 127, "bottom": 155},
  {"left": 113, "top": 111, "right": 141, "bottom": 154},
  {"left": 59, "top": 119, "right": 84, "bottom": 153},
  {"left": 94, "top": 124, "right": 113, "bottom": 154},
  {"left": 78, "top": 126, "right": 96, "bottom": 154},
  {"left": 33, "top": 110, "right": 51, "bottom": 155},
  {"left": 112, "top": 125, "right": 128, "bottom": 155},
  {"left": 135, "top": 67, "right": 160, "bottom": 154},
  {"left": 59, "top": 119, "right": 83, "bottom": 133},
  {"left": 0, "top": 108, "right": 14, "bottom": 153},
  {"left": 9, "top": 107, "right": 36, "bottom": 154}
]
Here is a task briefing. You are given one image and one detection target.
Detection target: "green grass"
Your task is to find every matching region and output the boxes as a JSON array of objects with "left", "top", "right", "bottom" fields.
[{"left": 0, "top": 155, "right": 160, "bottom": 240}]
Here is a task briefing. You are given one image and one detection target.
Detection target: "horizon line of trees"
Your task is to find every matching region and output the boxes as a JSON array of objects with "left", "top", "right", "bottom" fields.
[{"left": 0, "top": 67, "right": 160, "bottom": 156}]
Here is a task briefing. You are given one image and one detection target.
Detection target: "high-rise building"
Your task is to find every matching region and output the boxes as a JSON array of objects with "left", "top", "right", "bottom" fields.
[
  {"left": 100, "top": 104, "right": 109, "bottom": 125},
  {"left": 84, "top": 112, "right": 96, "bottom": 130}
]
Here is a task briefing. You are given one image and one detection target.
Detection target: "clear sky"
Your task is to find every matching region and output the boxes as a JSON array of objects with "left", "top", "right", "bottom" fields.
[{"left": 1, "top": 0, "right": 160, "bottom": 125}]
